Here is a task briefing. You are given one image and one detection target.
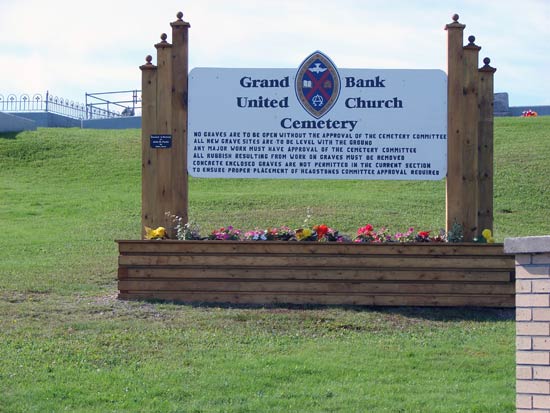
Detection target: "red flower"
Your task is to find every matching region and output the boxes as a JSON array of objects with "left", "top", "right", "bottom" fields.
[
  {"left": 357, "top": 224, "right": 374, "bottom": 235},
  {"left": 315, "top": 224, "right": 329, "bottom": 239},
  {"left": 418, "top": 231, "right": 430, "bottom": 238}
]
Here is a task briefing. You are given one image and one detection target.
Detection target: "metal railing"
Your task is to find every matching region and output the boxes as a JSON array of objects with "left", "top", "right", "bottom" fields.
[
  {"left": 0, "top": 90, "right": 142, "bottom": 120},
  {"left": 85, "top": 90, "right": 141, "bottom": 119},
  {"left": 0, "top": 92, "right": 91, "bottom": 119}
]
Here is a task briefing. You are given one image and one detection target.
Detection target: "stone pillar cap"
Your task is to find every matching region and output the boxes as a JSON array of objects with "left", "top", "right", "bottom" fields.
[{"left": 504, "top": 236, "right": 550, "bottom": 254}]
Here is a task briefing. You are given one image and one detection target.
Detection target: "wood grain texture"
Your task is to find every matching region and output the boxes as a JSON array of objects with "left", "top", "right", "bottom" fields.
[
  {"left": 445, "top": 20, "right": 467, "bottom": 238},
  {"left": 140, "top": 59, "right": 157, "bottom": 237},
  {"left": 116, "top": 241, "right": 515, "bottom": 307},
  {"left": 141, "top": 18, "right": 191, "bottom": 237},
  {"left": 169, "top": 16, "right": 190, "bottom": 229},
  {"left": 478, "top": 63, "right": 496, "bottom": 233},
  {"left": 461, "top": 44, "right": 481, "bottom": 239}
]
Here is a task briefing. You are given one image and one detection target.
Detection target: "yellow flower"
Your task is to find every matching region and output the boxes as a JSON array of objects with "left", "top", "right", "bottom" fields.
[
  {"left": 154, "top": 227, "right": 167, "bottom": 239},
  {"left": 481, "top": 229, "right": 495, "bottom": 243},
  {"left": 145, "top": 226, "right": 167, "bottom": 240},
  {"left": 295, "top": 228, "right": 313, "bottom": 241}
]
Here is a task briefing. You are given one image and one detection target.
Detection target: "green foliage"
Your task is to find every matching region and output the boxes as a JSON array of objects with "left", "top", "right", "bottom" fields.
[
  {"left": 447, "top": 221, "right": 464, "bottom": 243},
  {"left": 2, "top": 117, "right": 548, "bottom": 412}
]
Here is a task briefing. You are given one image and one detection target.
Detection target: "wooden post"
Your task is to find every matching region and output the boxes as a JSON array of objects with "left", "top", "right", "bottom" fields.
[
  {"left": 478, "top": 57, "right": 496, "bottom": 233},
  {"left": 445, "top": 14, "right": 469, "bottom": 238},
  {"left": 461, "top": 35, "right": 481, "bottom": 240},
  {"left": 140, "top": 12, "right": 190, "bottom": 238},
  {"left": 446, "top": 14, "right": 496, "bottom": 241},
  {"left": 140, "top": 55, "right": 158, "bottom": 238},
  {"left": 152, "top": 33, "right": 173, "bottom": 234},
  {"left": 170, "top": 12, "right": 191, "bottom": 228}
]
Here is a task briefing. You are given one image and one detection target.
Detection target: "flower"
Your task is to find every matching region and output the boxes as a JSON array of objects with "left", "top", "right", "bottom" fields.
[
  {"left": 314, "top": 224, "right": 329, "bottom": 239},
  {"left": 481, "top": 229, "right": 495, "bottom": 243},
  {"left": 415, "top": 230, "right": 431, "bottom": 242},
  {"left": 355, "top": 224, "right": 394, "bottom": 243},
  {"left": 243, "top": 229, "right": 268, "bottom": 241},
  {"left": 522, "top": 109, "right": 538, "bottom": 117},
  {"left": 159, "top": 213, "right": 492, "bottom": 244},
  {"left": 208, "top": 226, "right": 242, "bottom": 240},
  {"left": 362, "top": 224, "right": 374, "bottom": 232},
  {"left": 431, "top": 229, "right": 447, "bottom": 243},
  {"left": 295, "top": 228, "right": 315, "bottom": 241},
  {"left": 375, "top": 226, "right": 392, "bottom": 243},
  {"left": 166, "top": 213, "right": 202, "bottom": 240},
  {"left": 325, "top": 227, "right": 350, "bottom": 242},
  {"left": 395, "top": 227, "right": 415, "bottom": 243},
  {"left": 144, "top": 226, "right": 167, "bottom": 240},
  {"left": 268, "top": 226, "right": 295, "bottom": 241},
  {"left": 355, "top": 224, "right": 376, "bottom": 242}
]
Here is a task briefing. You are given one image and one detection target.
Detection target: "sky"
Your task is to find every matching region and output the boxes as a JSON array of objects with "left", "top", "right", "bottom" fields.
[{"left": 0, "top": 0, "right": 548, "bottom": 107}]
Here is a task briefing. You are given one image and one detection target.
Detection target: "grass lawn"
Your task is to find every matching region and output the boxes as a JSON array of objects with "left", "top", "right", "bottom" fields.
[{"left": 1, "top": 116, "right": 549, "bottom": 411}]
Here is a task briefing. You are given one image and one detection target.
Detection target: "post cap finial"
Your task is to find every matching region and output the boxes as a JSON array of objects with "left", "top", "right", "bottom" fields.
[
  {"left": 155, "top": 32, "right": 172, "bottom": 49},
  {"left": 171, "top": 10, "right": 190, "bottom": 27},
  {"left": 464, "top": 34, "right": 480, "bottom": 50},
  {"left": 446, "top": 13, "right": 465, "bottom": 30},
  {"left": 140, "top": 54, "right": 156, "bottom": 70},
  {"left": 479, "top": 56, "right": 496, "bottom": 73}
]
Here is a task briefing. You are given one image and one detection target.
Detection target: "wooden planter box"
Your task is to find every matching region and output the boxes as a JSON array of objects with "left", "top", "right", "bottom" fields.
[{"left": 116, "top": 241, "right": 515, "bottom": 307}]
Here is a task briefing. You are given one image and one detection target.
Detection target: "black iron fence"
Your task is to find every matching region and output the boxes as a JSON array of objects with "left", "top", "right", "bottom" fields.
[{"left": 0, "top": 90, "right": 142, "bottom": 120}]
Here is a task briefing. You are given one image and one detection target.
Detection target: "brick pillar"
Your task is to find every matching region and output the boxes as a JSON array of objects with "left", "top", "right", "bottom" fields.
[{"left": 505, "top": 236, "right": 550, "bottom": 412}]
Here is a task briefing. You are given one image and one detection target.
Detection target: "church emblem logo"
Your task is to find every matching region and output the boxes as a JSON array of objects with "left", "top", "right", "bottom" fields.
[{"left": 295, "top": 51, "right": 341, "bottom": 118}]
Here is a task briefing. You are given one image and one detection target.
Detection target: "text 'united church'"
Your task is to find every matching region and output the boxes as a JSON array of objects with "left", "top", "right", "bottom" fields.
[{"left": 236, "top": 75, "right": 404, "bottom": 110}]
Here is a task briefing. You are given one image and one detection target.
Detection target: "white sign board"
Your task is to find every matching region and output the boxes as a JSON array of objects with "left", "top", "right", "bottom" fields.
[{"left": 188, "top": 52, "right": 447, "bottom": 180}]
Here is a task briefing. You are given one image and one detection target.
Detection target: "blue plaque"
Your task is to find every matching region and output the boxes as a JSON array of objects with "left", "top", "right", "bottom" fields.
[{"left": 150, "top": 134, "right": 172, "bottom": 148}]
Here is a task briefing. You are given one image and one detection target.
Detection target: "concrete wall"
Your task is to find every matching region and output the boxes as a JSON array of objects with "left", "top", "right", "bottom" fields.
[
  {"left": 81, "top": 116, "right": 141, "bottom": 129},
  {"left": 505, "top": 236, "right": 550, "bottom": 412},
  {"left": 508, "top": 106, "right": 550, "bottom": 117},
  {"left": 494, "top": 93, "right": 550, "bottom": 117},
  {"left": 9, "top": 112, "right": 81, "bottom": 128},
  {"left": 5, "top": 112, "right": 141, "bottom": 130},
  {"left": 0, "top": 111, "right": 37, "bottom": 132}
]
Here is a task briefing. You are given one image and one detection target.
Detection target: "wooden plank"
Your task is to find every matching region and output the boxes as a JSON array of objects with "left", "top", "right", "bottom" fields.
[
  {"left": 372, "top": 294, "right": 513, "bottom": 307},
  {"left": 117, "top": 291, "right": 371, "bottom": 306},
  {"left": 445, "top": 15, "right": 467, "bottom": 238},
  {"left": 478, "top": 58, "right": 497, "bottom": 233},
  {"left": 118, "top": 291, "right": 514, "bottom": 307},
  {"left": 461, "top": 39, "right": 481, "bottom": 240},
  {"left": 117, "top": 240, "right": 510, "bottom": 257},
  {"left": 150, "top": 35, "right": 173, "bottom": 230},
  {"left": 169, "top": 13, "right": 191, "bottom": 228},
  {"left": 118, "top": 254, "right": 514, "bottom": 270},
  {"left": 118, "top": 267, "right": 129, "bottom": 279},
  {"left": 123, "top": 267, "right": 513, "bottom": 282},
  {"left": 140, "top": 57, "right": 157, "bottom": 237},
  {"left": 118, "top": 279, "right": 514, "bottom": 295}
]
